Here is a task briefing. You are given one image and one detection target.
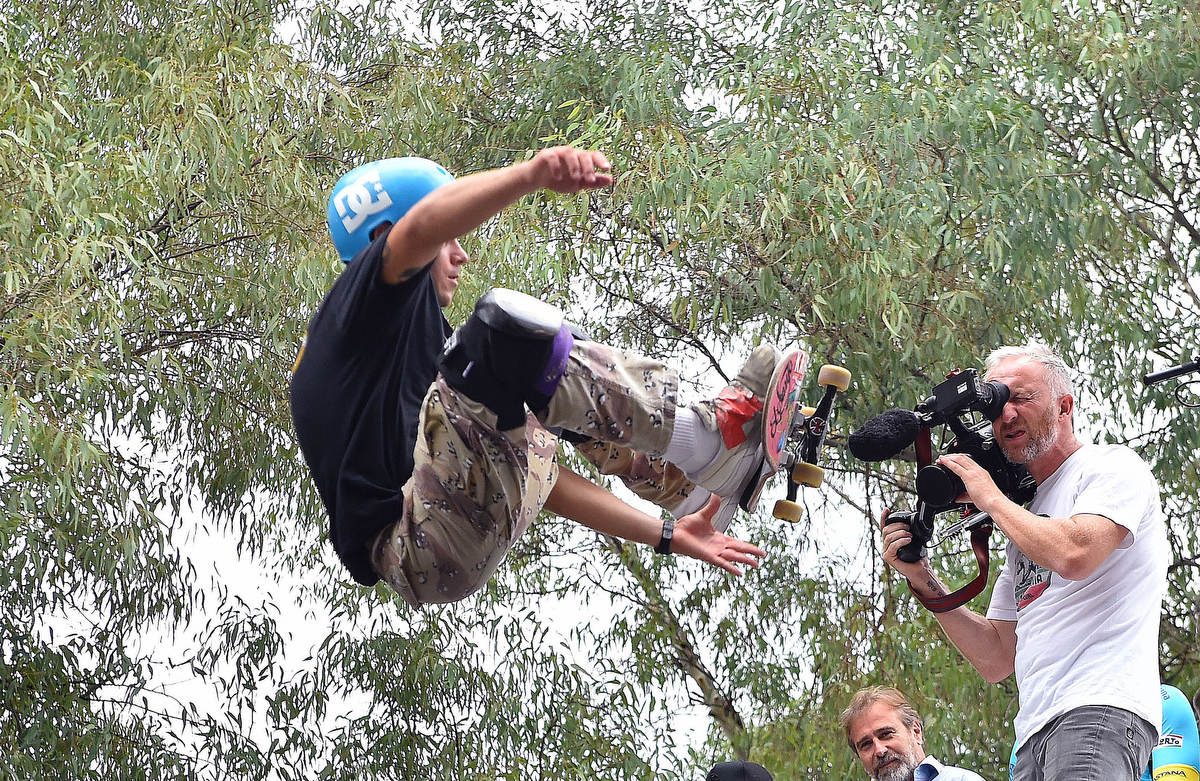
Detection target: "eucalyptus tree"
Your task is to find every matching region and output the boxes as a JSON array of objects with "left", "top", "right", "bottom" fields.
[
  {"left": 414, "top": 0, "right": 1199, "bottom": 775},
  {"left": 2, "top": 1, "right": 669, "bottom": 778},
  {"left": 2, "top": 0, "right": 1196, "bottom": 778}
]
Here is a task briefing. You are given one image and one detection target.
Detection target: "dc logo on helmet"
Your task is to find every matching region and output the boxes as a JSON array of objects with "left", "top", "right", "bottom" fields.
[
  {"left": 334, "top": 171, "right": 395, "bottom": 235},
  {"left": 327, "top": 157, "right": 454, "bottom": 263}
]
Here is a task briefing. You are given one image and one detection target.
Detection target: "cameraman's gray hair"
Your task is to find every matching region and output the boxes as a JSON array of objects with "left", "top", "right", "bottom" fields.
[{"left": 985, "top": 343, "right": 1074, "bottom": 398}]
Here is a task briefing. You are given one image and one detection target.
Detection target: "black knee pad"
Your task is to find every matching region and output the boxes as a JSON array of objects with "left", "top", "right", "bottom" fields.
[{"left": 438, "top": 289, "right": 573, "bottom": 430}]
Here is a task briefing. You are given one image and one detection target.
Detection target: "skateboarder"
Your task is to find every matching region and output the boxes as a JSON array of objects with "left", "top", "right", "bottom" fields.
[{"left": 291, "top": 146, "right": 772, "bottom": 606}]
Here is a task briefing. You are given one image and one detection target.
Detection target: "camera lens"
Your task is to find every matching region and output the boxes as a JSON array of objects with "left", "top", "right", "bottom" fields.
[{"left": 916, "top": 464, "right": 965, "bottom": 508}]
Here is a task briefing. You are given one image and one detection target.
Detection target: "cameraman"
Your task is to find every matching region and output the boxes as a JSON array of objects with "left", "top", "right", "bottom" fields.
[{"left": 880, "top": 343, "right": 1168, "bottom": 781}]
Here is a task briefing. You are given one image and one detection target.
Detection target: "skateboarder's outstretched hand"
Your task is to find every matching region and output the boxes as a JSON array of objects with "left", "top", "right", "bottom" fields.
[
  {"left": 529, "top": 146, "right": 612, "bottom": 194},
  {"left": 673, "top": 495, "right": 766, "bottom": 576},
  {"left": 546, "top": 467, "right": 764, "bottom": 575}
]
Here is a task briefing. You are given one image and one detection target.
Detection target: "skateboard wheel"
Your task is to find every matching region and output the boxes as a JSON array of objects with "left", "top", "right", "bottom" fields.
[
  {"left": 792, "top": 461, "right": 825, "bottom": 488},
  {"left": 817, "top": 364, "right": 852, "bottom": 392},
  {"left": 800, "top": 405, "right": 817, "bottom": 418},
  {"left": 773, "top": 500, "right": 804, "bottom": 523}
]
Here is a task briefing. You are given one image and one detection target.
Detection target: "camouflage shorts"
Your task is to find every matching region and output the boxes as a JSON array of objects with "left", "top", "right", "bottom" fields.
[
  {"left": 571, "top": 439, "right": 698, "bottom": 515},
  {"left": 371, "top": 340, "right": 679, "bottom": 607},
  {"left": 542, "top": 340, "right": 678, "bottom": 455}
]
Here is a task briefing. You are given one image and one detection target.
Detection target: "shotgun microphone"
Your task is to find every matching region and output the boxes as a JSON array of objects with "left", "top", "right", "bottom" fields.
[{"left": 848, "top": 408, "right": 922, "bottom": 462}]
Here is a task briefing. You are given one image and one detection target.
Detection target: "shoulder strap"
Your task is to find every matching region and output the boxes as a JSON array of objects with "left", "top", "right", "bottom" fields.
[{"left": 908, "top": 523, "right": 993, "bottom": 613}]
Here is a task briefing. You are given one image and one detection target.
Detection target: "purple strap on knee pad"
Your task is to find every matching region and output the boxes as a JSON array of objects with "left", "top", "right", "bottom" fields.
[{"left": 533, "top": 323, "right": 574, "bottom": 399}]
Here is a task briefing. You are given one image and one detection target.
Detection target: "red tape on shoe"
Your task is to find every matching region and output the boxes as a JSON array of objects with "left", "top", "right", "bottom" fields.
[{"left": 715, "top": 386, "right": 763, "bottom": 449}]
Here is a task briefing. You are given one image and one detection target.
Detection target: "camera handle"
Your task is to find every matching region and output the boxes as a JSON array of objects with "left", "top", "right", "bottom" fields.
[
  {"left": 944, "top": 413, "right": 975, "bottom": 441},
  {"left": 894, "top": 424, "right": 995, "bottom": 612},
  {"left": 895, "top": 425, "right": 936, "bottom": 563}
]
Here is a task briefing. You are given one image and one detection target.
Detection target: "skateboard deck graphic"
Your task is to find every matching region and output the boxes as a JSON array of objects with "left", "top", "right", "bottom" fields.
[
  {"left": 763, "top": 349, "right": 810, "bottom": 470},
  {"left": 746, "top": 348, "right": 851, "bottom": 524}
]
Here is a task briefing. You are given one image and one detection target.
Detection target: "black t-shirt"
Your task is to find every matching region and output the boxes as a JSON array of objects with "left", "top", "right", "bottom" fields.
[{"left": 290, "top": 232, "right": 452, "bottom": 585}]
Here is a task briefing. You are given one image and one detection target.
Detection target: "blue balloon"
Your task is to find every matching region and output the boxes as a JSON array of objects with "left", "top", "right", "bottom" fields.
[{"left": 1148, "top": 685, "right": 1199, "bottom": 781}]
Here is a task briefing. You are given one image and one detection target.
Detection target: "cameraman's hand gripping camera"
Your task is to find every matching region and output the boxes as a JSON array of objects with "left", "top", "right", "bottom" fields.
[{"left": 849, "top": 369, "right": 1037, "bottom": 611}]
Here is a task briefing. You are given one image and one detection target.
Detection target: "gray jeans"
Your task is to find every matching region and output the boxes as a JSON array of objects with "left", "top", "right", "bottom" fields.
[{"left": 1012, "top": 705, "right": 1156, "bottom": 781}]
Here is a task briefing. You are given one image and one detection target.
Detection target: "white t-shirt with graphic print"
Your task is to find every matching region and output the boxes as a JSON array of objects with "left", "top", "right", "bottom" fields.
[{"left": 986, "top": 443, "right": 1168, "bottom": 748}]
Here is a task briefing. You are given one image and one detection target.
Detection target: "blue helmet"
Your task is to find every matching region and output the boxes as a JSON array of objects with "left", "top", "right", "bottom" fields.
[{"left": 326, "top": 157, "right": 455, "bottom": 262}]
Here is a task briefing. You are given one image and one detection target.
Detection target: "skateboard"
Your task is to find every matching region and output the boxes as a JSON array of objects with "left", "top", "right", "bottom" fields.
[{"left": 744, "top": 348, "right": 851, "bottom": 523}]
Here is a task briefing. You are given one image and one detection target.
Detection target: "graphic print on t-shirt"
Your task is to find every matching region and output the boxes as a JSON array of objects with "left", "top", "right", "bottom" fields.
[{"left": 1013, "top": 549, "right": 1051, "bottom": 610}]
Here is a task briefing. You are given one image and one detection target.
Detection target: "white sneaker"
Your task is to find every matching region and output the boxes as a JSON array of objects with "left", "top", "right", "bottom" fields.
[{"left": 688, "top": 344, "right": 781, "bottom": 529}]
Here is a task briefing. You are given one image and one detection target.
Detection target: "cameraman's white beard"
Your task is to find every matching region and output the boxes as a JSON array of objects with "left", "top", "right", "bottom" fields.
[
  {"left": 1007, "top": 406, "right": 1060, "bottom": 464},
  {"left": 1013, "top": 426, "right": 1058, "bottom": 463},
  {"left": 872, "top": 749, "right": 920, "bottom": 781}
]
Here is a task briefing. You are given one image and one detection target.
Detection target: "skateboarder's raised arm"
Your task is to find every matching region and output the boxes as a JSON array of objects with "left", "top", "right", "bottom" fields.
[
  {"left": 544, "top": 467, "right": 766, "bottom": 575},
  {"left": 381, "top": 146, "right": 612, "bottom": 285}
]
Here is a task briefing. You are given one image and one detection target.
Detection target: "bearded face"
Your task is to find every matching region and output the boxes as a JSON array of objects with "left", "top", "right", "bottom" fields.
[
  {"left": 998, "top": 394, "right": 1060, "bottom": 464},
  {"left": 986, "top": 356, "right": 1073, "bottom": 473},
  {"left": 870, "top": 745, "right": 921, "bottom": 781},
  {"left": 850, "top": 702, "right": 927, "bottom": 781}
]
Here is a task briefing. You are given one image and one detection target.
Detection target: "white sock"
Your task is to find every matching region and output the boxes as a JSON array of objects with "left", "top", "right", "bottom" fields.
[{"left": 663, "top": 407, "right": 721, "bottom": 475}]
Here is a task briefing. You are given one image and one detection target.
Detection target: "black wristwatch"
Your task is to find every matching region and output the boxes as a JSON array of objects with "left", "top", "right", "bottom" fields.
[{"left": 655, "top": 517, "right": 675, "bottom": 555}]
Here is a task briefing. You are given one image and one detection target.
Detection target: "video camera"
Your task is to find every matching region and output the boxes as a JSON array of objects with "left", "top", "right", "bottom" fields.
[
  {"left": 849, "top": 369, "right": 1037, "bottom": 610},
  {"left": 908, "top": 370, "right": 1036, "bottom": 545}
]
